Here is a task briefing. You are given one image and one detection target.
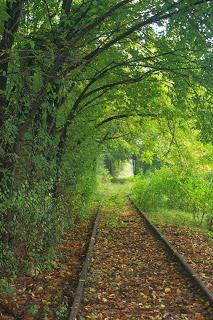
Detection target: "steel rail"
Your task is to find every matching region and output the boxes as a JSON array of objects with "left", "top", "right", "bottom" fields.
[
  {"left": 129, "top": 197, "right": 213, "bottom": 305},
  {"left": 68, "top": 206, "right": 101, "bottom": 320}
]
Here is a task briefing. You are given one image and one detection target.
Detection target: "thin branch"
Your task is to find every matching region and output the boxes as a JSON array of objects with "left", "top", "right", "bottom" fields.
[
  {"left": 96, "top": 112, "right": 159, "bottom": 128},
  {"left": 162, "top": 121, "right": 176, "bottom": 160},
  {"left": 97, "top": 134, "right": 128, "bottom": 143},
  {"left": 82, "top": 71, "right": 153, "bottom": 101},
  {"left": 75, "top": 0, "right": 135, "bottom": 39},
  {"left": 83, "top": 0, "right": 212, "bottom": 62},
  {"left": 43, "top": 0, "right": 54, "bottom": 31}
]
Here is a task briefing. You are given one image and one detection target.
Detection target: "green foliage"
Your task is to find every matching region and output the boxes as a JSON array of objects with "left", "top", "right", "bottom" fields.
[
  {"left": 0, "top": 279, "right": 15, "bottom": 298},
  {"left": 55, "top": 301, "right": 69, "bottom": 320},
  {"left": 0, "top": 0, "right": 212, "bottom": 277},
  {"left": 132, "top": 166, "right": 213, "bottom": 230},
  {"left": 104, "top": 213, "right": 119, "bottom": 229},
  {"left": 0, "top": 179, "right": 70, "bottom": 273},
  {"left": 27, "top": 304, "right": 39, "bottom": 317},
  {"left": 142, "top": 209, "right": 205, "bottom": 231}
]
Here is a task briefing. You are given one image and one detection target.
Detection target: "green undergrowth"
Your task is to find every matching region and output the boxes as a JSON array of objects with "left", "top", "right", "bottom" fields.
[
  {"left": 131, "top": 167, "right": 213, "bottom": 238},
  {"left": 97, "top": 168, "right": 134, "bottom": 206},
  {"left": 141, "top": 208, "right": 213, "bottom": 240},
  {"left": 97, "top": 171, "right": 213, "bottom": 238},
  {"left": 144, "top": 209, "right": 210, "bottom": 233},
  {"left": 97, "top": 176, "right": 134, "bottom": 229}
]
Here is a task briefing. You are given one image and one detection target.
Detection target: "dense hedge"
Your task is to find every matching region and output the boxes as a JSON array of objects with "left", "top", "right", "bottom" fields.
[{"left": 133, "top": 167, "right": 213, "bottom": 229}]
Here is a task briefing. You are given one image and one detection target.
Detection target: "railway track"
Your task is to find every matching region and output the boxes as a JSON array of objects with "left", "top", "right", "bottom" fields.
[
  {"left": 1, "top": 202, "right": 211, "bottom": 319},
  {"left": 0, "top": 208, "right": 101, "bottom": 320},
  {"left": 130, "top": 199, "right": 213, "bottom": 306},
  {"left": 68, "top": 212, "right": 100, "bottom": 320},
  {"left": 72, "top": 201, "right": 213, "bottom": 319}
]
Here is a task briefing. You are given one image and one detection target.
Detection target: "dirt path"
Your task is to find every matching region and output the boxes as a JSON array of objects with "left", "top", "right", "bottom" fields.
[{"left": 79, "top": 204, "right": 213, "bottom": 320}]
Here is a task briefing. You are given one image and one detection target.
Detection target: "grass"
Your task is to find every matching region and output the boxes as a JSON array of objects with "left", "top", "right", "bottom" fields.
[
  {"left": 103, "top": 211, "right": 120, "bottom": 229},
  {"left": 145, "top": 209, "right": 201, "bottom": 229},
  {"left": 97, "top": 175, "right": 213, "bottom": 238},
  {"left": 142, "top": 208, "right": 213, "bottom": 238},
  {"left": 106, "top": 181, "right": 132, "bottom": 208},
  {"left": 98, "top": 176, "right": 134, "bottom": 207},
  {"left": 97, "top": 176, "right": 135, "bottom": 229}
]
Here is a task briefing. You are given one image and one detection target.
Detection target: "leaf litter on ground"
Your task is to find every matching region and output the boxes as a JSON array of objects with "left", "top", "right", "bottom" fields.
[
  {"left": 0, "top": 217, "right": 95, "bottom": 320},
  {"left": 79, "top": 203, "right": 213, "bottom": 320},
  {"left": 157, "top": 225, "right": 213, "bottom": 292}
]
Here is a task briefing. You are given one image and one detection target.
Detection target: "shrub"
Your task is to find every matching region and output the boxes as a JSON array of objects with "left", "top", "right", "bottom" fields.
[{"left": 132, "top": 167, "right": 213, "bottom": 228}]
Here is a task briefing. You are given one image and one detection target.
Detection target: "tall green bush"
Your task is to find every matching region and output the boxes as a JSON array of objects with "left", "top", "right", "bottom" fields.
[{"left": 133, "top": 167, "right": 213, "bottom": 228}]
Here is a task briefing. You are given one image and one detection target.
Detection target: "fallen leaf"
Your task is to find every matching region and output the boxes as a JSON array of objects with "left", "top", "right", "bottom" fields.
[
  {"left": 194, "top": 313, "right": 205, "bottom": 320},
  {"left": 176, "top": 288, "right": 181, "bottom": 295}
]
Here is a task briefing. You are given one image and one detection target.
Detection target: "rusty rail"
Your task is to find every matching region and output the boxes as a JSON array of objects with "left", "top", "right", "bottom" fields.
[
  {"left": 68, "top": 207, "right": 101, "bottom": 320},
  {"left": 129, "top": 197, "right": 213, "bottom": 305}
]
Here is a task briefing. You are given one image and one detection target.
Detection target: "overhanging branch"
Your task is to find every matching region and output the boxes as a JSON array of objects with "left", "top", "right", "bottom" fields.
[{"left": 96, "top": 112, "right": 159, "bottom": 128}]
